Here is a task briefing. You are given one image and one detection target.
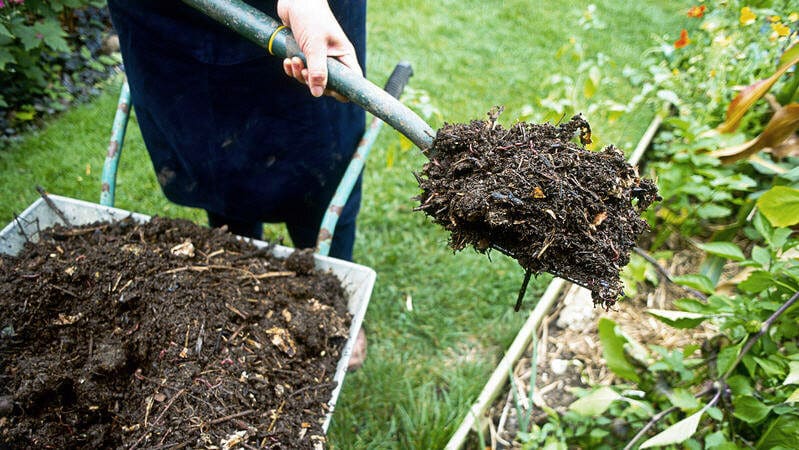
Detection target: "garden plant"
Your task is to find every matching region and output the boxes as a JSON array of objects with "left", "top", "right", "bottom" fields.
[{"left": 493, "top": 2, "right": 799, "bottom": 449}]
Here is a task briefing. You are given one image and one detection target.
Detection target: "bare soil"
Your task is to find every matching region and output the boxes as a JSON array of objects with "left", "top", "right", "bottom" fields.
[
  {"left": 416, "top": 114, "right": 659, "bottom": 307},
  {"left": 0, "top": 217, "right": 351, "bottom": 449}
]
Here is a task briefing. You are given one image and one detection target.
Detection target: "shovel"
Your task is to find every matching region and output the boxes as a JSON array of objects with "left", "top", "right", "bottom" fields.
[{"left": 180, "top": 0, "right": 604, "bottom": 305}]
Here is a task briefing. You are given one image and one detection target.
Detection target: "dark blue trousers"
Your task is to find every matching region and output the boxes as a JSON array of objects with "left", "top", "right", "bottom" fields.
[{"left": 107, "top": 0, "right": 366, "bottom": 261}]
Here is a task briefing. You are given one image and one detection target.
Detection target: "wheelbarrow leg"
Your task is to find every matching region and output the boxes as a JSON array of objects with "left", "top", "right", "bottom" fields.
[
  {"left": 316, "top": 62, "right": 414, "bottom": 256},
  {"left": 100, "top": 81, "right": 132, "bottom": 207}
]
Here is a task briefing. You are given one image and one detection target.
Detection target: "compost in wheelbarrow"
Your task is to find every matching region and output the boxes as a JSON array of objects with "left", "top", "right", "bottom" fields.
[{"left": 0, "top": 196, "right": 375, "bottom": 449}]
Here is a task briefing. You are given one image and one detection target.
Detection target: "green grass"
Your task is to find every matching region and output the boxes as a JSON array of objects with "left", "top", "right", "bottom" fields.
[{"left": 0, "top": 1, "right": 689, "bottom": 448}]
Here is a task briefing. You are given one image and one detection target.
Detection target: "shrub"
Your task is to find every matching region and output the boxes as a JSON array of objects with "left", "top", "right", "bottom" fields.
[{"left": 0, "top": 0, "right": 119, "bottom": 144}]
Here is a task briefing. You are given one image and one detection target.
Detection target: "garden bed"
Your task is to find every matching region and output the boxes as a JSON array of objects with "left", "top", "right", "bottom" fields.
[{"left": 0, "top": 196, "right": 375, "bottom": 449}]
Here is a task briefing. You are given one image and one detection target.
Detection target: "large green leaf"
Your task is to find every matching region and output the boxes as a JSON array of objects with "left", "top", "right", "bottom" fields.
[
  {"left": 672, "top": 274, "right": 715, "bottom": 294},
  {"left": 732, "top": 395, "right": 772, "bottom": 424},
  {"left": 640, "top": 408, "right": 704, "bottom": 448},
  {"left": 568, "top": 386, "right": 621, "bottom": 416},
  {"left": 598, "top": 318, "right": 640, "bottom": 382},
  {"left": 757, "top": 186, "right": 799, "bottom": 227},
  {"left": 33, "top": 20, "right": 69, "bottom": 53},
  {"left": 739, "top": 271, "right": 775, "bottom": 295},
  {"left": 697, "top": 242, "right": 745, "bottom": 261},
  {"left": 647, "top": 309, "right": 708, "bottom": 329},
  {"left": 756, "top": 414, "right": 799, "bottom": 449}
]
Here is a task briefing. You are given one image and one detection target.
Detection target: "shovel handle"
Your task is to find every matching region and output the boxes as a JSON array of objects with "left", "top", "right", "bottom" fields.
[{"left": 181, "top": 0, "right": 435, "bottom": 151}]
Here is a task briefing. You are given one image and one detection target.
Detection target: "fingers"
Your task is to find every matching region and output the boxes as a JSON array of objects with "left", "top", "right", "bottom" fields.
[
  {"left": 303, "top": 41, "right": 328, "bottom": 98},
  {"left": 283, "top": 57, "right": 306, "bottom": 85}
]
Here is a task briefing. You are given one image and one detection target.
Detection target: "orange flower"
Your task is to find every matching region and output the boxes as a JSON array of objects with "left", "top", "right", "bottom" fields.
[
  {"left": 674, "top": 29, "right": 691, "bottom": 49},
  {"left": 687, "top": 5, "right": 706, "bottom": 18}
]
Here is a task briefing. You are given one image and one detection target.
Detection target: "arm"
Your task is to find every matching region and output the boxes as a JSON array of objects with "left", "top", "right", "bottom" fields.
[{"left": 276, "top": 0, "right": 362, "bottom": 99}]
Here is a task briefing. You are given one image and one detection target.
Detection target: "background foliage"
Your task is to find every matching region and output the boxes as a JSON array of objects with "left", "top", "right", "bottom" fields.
[{"left": 0, "top": 0, "right": 119, "bottom": 146}]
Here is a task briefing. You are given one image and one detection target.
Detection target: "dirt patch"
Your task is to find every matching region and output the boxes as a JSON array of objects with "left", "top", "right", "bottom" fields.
[
  {"left": 0, "top": 217, "right": 351, "bottom": 449},
  {"left": 415, "top": 113, "right": 659, "bottom": 307}
]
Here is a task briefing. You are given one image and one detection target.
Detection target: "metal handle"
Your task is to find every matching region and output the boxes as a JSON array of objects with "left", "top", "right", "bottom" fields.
[{"left": 181, "top": 0, "right": 435, "bottom": 151}]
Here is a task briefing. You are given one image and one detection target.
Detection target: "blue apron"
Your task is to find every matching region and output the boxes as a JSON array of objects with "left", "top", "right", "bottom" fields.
[{"left": 107, "top": 0, "right": 366, "bottom": 260}]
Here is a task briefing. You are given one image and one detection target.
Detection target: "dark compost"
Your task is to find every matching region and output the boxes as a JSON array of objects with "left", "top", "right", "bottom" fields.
[
  {"left": 415, "top": 114, "right": 659, "bottom": 307},
  {"left": 0, "top": 217, "right": 350, "bottom": 449}
]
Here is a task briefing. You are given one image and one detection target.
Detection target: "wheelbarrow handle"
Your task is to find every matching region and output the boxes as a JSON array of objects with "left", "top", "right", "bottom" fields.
[{"left": 181, "top": 0, "right": 435, "bottom": 151}]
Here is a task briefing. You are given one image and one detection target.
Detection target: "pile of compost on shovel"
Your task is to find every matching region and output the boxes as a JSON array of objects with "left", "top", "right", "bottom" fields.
[
  {"left": 415, "top": 113, "right": 659, "bottom": 308},
  {"left": 0, "top": 217, "right": 350, "bottom": 449}
]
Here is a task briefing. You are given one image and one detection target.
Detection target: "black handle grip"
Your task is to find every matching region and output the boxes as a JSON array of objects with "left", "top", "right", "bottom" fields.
[{"left": 383, "top": 61, "right": 414, "bottom": 100}]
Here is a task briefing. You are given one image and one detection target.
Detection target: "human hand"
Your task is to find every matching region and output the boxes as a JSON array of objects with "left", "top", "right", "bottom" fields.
[{"left": 276, "top": 0, "right": 362, "bottom": 100}]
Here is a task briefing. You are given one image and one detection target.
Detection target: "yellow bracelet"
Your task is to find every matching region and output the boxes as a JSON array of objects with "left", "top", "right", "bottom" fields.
[{"left": 268, "top": 25, "right": 288, "bottom": 55}]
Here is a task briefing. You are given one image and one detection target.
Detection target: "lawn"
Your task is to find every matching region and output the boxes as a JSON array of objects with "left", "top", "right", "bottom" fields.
[{"left": 0, "top": 0, "right": 690, "bottom": 447}]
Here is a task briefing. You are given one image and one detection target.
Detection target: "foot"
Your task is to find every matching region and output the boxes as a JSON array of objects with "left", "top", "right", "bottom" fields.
[{"left": 347, "top": 328, "right": 367, "bottom": 371}]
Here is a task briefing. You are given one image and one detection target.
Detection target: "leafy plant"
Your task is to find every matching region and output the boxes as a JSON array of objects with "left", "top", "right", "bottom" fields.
[{"left": 0, "top": 0, "right": 118, "bottom": 144}]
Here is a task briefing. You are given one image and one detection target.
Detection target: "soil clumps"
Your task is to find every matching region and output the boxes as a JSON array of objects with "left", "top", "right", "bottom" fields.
[{"left": 416, "top": 113, "right": 659, "bottom": 307}]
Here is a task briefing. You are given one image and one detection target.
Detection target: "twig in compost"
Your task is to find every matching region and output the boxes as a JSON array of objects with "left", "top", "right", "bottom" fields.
[
  {"left": 50, "top": 283, "right": 82, "bottom": 299},
  {"left": 153, "top": 389, "right": 185, "bottom": 426},
  {"left": 225, "top": 303, "right": 249, "bottom": 320},
  {"left": 289, "top": 381, "right": 336, "bottom": 399},
  {"left": 36, "top": 185, "right": 72, "bottom": 227},
  {"left": 207, "top": 409, "right": 255, "bottom": 425}
]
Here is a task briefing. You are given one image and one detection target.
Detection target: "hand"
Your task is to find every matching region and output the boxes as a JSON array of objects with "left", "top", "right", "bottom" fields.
[{"left": 277, "top": 0, "right": 362, "bottom": 100}]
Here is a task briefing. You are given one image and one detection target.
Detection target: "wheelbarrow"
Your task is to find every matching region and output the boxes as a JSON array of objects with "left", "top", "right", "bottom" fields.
[{"left": 2, "top": 1, "right": 421, "bottom": 434}]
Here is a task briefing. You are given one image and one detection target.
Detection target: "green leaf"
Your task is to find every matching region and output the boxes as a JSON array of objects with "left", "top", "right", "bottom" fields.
[
  {"left": 751, "top": 246, "right": 771, "bottom": 268},
  {"left": 33, "top": 20, "right": 69, "bottom": 53},
  {"left": 668, "top": 388, "right": 701, "bottom": 411},
  {"left": 758, "top": 186, "right": 799, "bottom": 227},
  {"left": 739, "top": 270, "right": 775, "bottom": 293},
  {"left": 640, "top": 408, "right": 704, "bottom": 448},
  {"left": 717, "top": 340, "right": 744, "bottom": 378},
  {"left": 673, "top": 298, "right": 712, "bottom": 314},
  {"left": 732, "top": 395, "right": 772, "bottom": 424},
  {"left": 782, "top": 167, "right": 799, "bottom": 182},
  {"left": 697, "top": 242, "right": 745, "bottom": 261},
  {"left": 598, "top": 318, "right": 640, "bottom": 382},
  {"left": 756, "top": 414, "right": 799, "bottom": 449},
  {"left": 772, "top": 228, "right": 792, "bottom": 250},
  {"left": 754, "top": 356, "right": 786, "bottom": 378},
  {"left": 787, "top": 388, "right": 799, "bottom": 403},
  {"left": 727, "top": 375, "right": 754, "bottom": 396},
  {"left": 0, "top": 23, "right": 13, "bottom": 39},
  {"left": 647, "top": 309, "right": 707, "bottom": 329},
  {"left": 568, "top": 386, "right": 621, "bottom": 416},
  {"left": 783, "top": 361, "right": 799, "bottom": 385},
  {"left": 9, "top": 23, "right": 42, "bottom": 51},
  {"left": 0, "top": 47, "right": 14, "bottom": 71},
  {"left": 672, "top": 274, "right": 715, "bottom": 294},
  {"left": 753, "top": 212, "right": 774, "bottom": 242},
  {"left": 697, "top": 204, "right": 732, "bottom": 219}
]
